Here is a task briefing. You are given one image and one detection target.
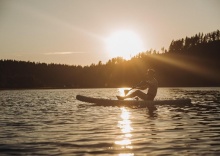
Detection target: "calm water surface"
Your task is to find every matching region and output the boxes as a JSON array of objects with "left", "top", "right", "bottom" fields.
[{"left": 0, "top": 88, "right": 220, "bottom": 155}]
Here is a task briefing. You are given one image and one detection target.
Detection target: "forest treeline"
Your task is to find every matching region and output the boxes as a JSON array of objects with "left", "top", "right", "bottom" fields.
[{"left": 0, "top": 30, "right": 220, "bottom": 89}]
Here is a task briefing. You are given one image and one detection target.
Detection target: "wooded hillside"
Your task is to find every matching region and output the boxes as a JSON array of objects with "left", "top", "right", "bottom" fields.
[{"left": 1, "top": 30, "right": 220, "bottom": 88}]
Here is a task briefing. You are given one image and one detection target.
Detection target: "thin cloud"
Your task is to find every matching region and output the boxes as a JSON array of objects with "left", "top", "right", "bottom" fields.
[{"left": 43, "top": 52, "right": 85, "bottom": 55}]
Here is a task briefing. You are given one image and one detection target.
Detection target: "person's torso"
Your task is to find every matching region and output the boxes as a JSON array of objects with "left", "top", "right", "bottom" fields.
[{"left": 146, "top": 78, "right": 158, "bottom": 96}]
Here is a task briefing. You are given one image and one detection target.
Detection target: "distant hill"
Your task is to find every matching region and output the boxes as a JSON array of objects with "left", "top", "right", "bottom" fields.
[{"left": 0, "top": 30, "right": 220, "bottom": 89}]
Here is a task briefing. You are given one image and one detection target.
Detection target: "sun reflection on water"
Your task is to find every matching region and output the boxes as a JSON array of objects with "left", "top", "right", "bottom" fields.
[
  {"left": 118, "top": 88, "right": 130, "bottom": 97},
  {"left": 115, "top": 107, "right": 133, "bottom": 155},
  {"left": 118, "top": 88, "right": 125, "bottom": 96},
  {"left": 118, "top": 153, "right": 134, "bottom": 156}
]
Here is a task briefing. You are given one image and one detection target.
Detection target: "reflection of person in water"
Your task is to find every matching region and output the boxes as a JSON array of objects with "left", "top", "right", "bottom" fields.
[{"left": 117, "top": 69, "right": 158, "bottom": 101}]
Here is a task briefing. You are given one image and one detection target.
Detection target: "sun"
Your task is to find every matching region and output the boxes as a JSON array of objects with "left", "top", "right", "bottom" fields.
[{"left": 105, "top": 30, "right": 144, "bottom": 60}]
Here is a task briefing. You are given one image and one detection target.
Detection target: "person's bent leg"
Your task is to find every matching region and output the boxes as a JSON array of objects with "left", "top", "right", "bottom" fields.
[
  {"left": 117, "top": 90, "right": 142, "bottom": 100},
  {"left": 117, "top": 90, "right": 148, "bottom": 100},
  {"left": 125, "top": 90, "right": 147, "bottom": 99}
]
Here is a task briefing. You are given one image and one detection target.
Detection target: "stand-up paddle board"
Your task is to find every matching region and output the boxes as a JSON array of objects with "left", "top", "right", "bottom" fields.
[{"left": 76, "top": 95, "right": 192, "bottom": 111}]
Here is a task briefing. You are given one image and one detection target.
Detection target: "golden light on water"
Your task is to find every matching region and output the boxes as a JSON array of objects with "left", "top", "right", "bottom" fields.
[
  {"left": 118, "top": 88, "right": 125, "bottom": 96},
  {"left": 118, "top": 88, "right": 131, "bottom": 97},
  {"left": 118, "top": 154, "right": 134, "bottom": 156},
  {"left": 115, "top": 107, "right": 133, "bottom": 152},
  {"left": 115, "top": 139, "right": 131, "bottom": 146}
]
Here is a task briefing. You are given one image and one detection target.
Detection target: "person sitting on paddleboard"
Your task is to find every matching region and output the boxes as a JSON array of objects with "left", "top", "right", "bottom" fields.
[{"left": 117, "top": 69, "right": 158, "bottom": 101}]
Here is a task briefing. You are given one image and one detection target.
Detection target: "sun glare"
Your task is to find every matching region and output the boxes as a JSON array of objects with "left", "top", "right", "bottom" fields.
[
  {"left": 106, "top": 30, "right": 144, "bottom": 60},
  {"left": 115, "top": 107, "right": 133, "bottom": 150}
]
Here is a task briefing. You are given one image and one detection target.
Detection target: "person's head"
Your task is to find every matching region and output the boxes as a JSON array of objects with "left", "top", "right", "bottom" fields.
[{"left": 146, "top": 69, "right": 155, "bottom": 79}]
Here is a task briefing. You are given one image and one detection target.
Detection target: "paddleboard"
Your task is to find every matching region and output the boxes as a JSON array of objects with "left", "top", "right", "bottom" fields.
[{"left": 76, "top": 95, "right": 191, "bottom": 110}]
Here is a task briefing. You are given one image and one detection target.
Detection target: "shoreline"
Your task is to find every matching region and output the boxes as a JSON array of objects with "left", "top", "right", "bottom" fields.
[{"left": 1, "top": 86, "right": 220, "bottom": 90}]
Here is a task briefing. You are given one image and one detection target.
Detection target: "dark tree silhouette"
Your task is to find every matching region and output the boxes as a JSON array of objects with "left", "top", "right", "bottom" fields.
[{"left": 0, "top": 30, "right": 220, "bottom": 89}]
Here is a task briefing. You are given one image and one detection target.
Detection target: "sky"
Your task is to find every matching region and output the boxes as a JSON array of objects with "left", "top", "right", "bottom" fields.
[{"left": 0, "top": 0, "right": 220, "bottom": 66}]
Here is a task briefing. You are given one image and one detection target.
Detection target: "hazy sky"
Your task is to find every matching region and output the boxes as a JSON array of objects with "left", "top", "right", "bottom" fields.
[{"left": 0, "top": 0, "right": 219, "bottom": 66}]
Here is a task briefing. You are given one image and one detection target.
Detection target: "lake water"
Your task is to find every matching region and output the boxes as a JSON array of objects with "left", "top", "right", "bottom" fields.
[{"left": 0, "top": 88, "right": 220, "bottom": 155}]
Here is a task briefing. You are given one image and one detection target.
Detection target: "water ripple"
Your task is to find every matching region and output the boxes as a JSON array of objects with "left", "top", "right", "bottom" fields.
[{"left": 0, "top": 88, "right": 220, "bottom": 155}]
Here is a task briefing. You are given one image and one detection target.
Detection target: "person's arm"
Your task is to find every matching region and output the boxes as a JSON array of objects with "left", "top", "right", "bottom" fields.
[
  {"left": 135, "top": 81, "right": 149, "bottom": 90},
  {"left": 138, "top": 85, "right": 148, "bottom": 90}
]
